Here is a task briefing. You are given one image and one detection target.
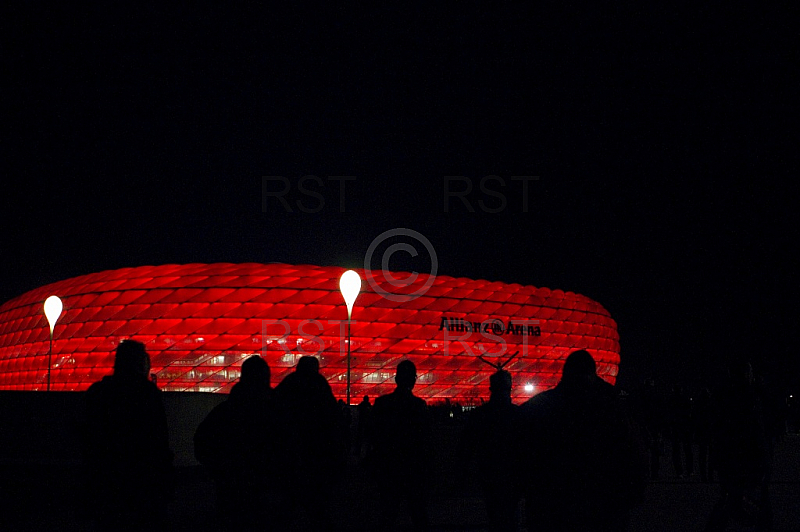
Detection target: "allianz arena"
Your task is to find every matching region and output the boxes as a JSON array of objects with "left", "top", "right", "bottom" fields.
[{"left": 0, "top": 263, "right": 620, "bottom": 402}]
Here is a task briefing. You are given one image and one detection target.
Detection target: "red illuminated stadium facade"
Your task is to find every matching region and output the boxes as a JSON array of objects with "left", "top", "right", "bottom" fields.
[{"left": 0, "top": 263, "right": 620, "bottom": 402}]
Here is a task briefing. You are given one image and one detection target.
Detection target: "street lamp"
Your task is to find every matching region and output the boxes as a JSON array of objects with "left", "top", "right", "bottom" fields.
[
  {"left": 44, "top": 295, "right": 63, "bottom": 391},
  {"left": 339, "top": 270, "right": 361, "bottom": 405}
]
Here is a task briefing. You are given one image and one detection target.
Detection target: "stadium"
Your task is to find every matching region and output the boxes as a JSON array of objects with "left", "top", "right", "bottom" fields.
[{"left": 0, "top": 263, "right": 620, "bottom": 402}]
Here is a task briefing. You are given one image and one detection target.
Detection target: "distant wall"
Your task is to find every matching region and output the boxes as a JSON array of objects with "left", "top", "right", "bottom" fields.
[{"left": 0, "top": 391, "right": 227, "bottom": 468}]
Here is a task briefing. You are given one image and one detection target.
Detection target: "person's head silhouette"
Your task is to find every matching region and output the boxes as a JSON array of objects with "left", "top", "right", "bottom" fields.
[
  {"left": 240, "top": 355, "right": 270, "bottom": 386},
  {"left": 560, "top": 349, "right": 596, "bottom": 387},
  {"left": 489, "top": 369, "right": 512, "bottom": 401},
  {"left": 395, "top": 360, "right": 417, "bottom": 391},
  {"left": 114, "top": 339, "right": 150, "bottom": 379},
  {"left": 296, "top": 355, "right": 320, "bottom": 374}
]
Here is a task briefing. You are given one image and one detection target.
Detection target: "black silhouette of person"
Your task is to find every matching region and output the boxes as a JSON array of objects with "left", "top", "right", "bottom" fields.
[
  {"left": 694, "top": 385, "right": 714, "bottom": 482},
  {"left": 519, "top": 349, "right": 647, "bottom": 532},
  {"left": 275, "top": 355, "right": 346, "bottom": 531},
  {"left": 705, "top": 360, "right": 773, "bottom": 532},
  {"left": 636, "top": 376, "right": 666, "bottom": 480},
  {"left": 459, "top": 369, "right": 522, "bottom": 532},
  {"left": 668, "top": 384, "right": 694, "bottom": 478},
  {"left": 194, "top": 355, "right": 291, "bottom": 531},
  {"left": 367, "top": 359, "right": 433, "bottom": 532},
  {"left": 83, "top": 339, "right": 174, "bottom": 532},
  {"left": 356, "top": 394, "right": 372, "bottom": 458},
  {"left": 339, "top": 397, "right": 354, "bottom": 455}
]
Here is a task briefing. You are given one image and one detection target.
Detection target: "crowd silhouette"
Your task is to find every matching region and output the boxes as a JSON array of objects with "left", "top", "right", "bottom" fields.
[
  {"left": 194, "top": 354, "right": 291, "bottom": 531},
  {"left": 365, "top": 359, "right": 433, "bottom": 531},
  {"left": 458, "top": 369, "right": 521, "bottom": 531},
  {"left": 83, "top": 339, "right": 174, "bottom": 532},
  {"left": 80, "top": 342, "right": 790, "bottom": 532},
  {"left": 518, "top": 350, "right": 647, "bottom": 532}
]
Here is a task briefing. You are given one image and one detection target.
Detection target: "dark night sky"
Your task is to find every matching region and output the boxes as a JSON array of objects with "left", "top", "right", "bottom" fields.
[{"left": 2, "top": 3, "right": 797, "bottom": 394}]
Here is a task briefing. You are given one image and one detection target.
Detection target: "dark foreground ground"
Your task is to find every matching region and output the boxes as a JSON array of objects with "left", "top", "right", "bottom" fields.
[{"left": 3, "top": 431, "right": 798, "bottom": 532}]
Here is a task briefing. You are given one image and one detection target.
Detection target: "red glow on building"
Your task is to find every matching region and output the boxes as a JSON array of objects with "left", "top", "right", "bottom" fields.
[{"left": 0, "top": 263, "right": 620, "bottom": 402}]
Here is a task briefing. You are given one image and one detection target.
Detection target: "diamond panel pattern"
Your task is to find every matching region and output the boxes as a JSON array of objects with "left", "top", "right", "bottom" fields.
[{"left": 0, "top": 263, "right": 620, "bottom": 401}]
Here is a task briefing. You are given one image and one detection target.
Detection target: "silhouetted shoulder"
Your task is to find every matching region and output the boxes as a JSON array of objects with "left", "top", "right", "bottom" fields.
[
  {"left": 411, "top": 395, "right": 427, "bottom": 409},
  {"left": 520, "top": 388, "right": 557, "bottom": 413},
  {"left": 373, "top": 390, "right": 428, "bottom": 413},
  {"left": 274, "top": 371, "right": 299, "bottom": 396},
  {"left": 373, "top": 394, "right": 389, "bottom": 407}
]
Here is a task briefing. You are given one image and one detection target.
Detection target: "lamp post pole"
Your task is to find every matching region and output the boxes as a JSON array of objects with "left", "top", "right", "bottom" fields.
[
  {"left": 48, "top": 328, "right": 53, "bottom": 391},
  {"left": 44, "top": 295, "right": 63, "bottom": 392},
  {"left": 339, "top": 270, "right": 361, "bottom": 405},
  {"left": 346, "top": 307, "right": 352, "bottom": 405}
]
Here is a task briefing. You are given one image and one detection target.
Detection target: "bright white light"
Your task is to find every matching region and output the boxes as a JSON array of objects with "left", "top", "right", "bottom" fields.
[
  {"left": 524, "top": 383, "right": 534, "bottom": 393},
  {"left": 339, "top": 270, "right": 362, "bottom": 318},
  {"left": 44, "top": 295, "right": 63, "bottom": 334}
]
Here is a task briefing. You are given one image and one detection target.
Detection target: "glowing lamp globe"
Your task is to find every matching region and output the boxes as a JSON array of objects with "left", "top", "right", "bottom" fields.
[
  {"left": 44, "top": 295, "right": 63, "bottom": 334},
  {"left": 339, "top": 270, "right": 361, "bottom": 318}
]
